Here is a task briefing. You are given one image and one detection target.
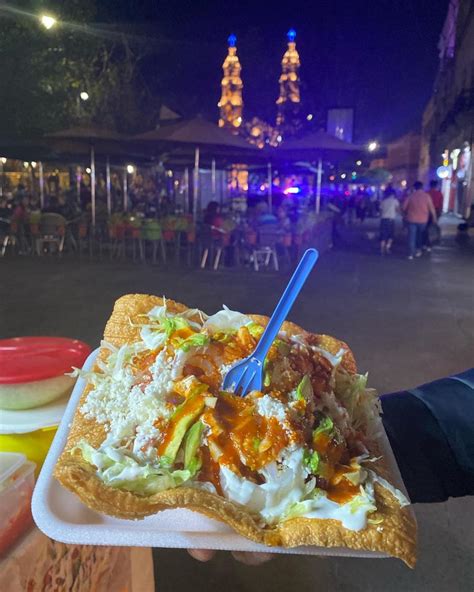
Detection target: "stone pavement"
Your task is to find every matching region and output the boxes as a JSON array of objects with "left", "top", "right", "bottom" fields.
[{"left": 1, "top": 217, "right": 473, "bottom": 591}]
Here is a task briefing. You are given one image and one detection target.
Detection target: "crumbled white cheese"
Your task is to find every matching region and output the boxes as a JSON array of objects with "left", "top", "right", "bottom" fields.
[
  {"left": 255, "top": 395, "right": 287, "bottom": 421},
  {"left": 81, "top": 346, "right": 188, "bottom": 449}
]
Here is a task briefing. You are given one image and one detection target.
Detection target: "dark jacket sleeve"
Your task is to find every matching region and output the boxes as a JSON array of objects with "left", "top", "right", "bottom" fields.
[{"left": 380, "top": 369, "right": 474, "bottom": 504}]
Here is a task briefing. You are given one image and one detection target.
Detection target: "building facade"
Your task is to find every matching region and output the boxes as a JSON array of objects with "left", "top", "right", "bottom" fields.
[{"left": 419, "top": 0, "right": 474, "bottom": 216}]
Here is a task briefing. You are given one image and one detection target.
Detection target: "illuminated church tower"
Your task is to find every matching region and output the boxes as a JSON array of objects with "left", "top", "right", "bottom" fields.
[
  {"left": 276, "top": 29, "right": 302, "bottom": 138},
  {"left": 218, "top": 34, "right": 243, "bottom": 133}
]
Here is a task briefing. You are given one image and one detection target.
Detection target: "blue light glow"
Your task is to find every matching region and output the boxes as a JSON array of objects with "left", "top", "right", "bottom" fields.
[
  {"left": 284, "top": 186, "right": 301, "bottom": 195},
  {"left": 228, "top": 34, "right": 237, "bottom": 47},
  {"left": 287, "top": 29, "right": 296, "bottom": 42}
]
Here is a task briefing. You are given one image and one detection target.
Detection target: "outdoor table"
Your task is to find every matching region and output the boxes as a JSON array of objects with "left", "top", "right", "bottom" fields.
[{"left": 0, "top": 525, "right": 154, "bottom": 592}]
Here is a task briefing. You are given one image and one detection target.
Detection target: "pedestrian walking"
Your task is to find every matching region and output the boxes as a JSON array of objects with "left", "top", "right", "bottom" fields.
[
  {"left": 423, "top": 180, "right": 444, "bottom": 250},
  {"left": 379, "top": 189, "right": 399, "bottom": 254},
  {"left": 402, "top": 181, "right": 437, "bottom": 259}
]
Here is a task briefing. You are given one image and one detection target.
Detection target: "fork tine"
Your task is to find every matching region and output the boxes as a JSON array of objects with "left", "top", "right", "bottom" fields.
[
  {"left": 239, "top": 368, "right": 257, "bottom": 397},
  {"left": 223, "top": 364, "right": 239, "bottom": 391},
  {"left": 233, "top": 366, "right": 248, "bottom": 396}
]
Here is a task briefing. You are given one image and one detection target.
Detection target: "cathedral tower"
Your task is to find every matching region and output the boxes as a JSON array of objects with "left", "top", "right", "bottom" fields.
[
  {"left": 218, "top": 34, "right": 243, "bottom": 133},
  {"left": 276, "top": 29, "right": 302, "bottom": 138}
]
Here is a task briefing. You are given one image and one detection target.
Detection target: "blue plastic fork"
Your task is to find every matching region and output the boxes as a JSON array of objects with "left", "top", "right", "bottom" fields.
[{"left": 222, "top": 248, "right": 319, "bottom": 396}]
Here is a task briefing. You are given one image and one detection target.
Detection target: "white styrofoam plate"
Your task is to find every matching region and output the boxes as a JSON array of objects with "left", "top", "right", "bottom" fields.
[
  {"left": 32, "top": 349, "right": 412, "bottom": 557},
  {"left": 0, "top": 393, "right": 70, "bottom": 434}
]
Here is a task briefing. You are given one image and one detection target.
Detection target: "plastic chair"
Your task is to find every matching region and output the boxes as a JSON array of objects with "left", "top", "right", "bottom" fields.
[
  {"left": 0, "top": 219, "right": 18, "bottom": 257},
  {"left": 252, "top": 224, "right": 280, "bottom": 271},
  {"left": 199, "top": 224, "right": 225, "bottom": 270},
  {"left": 141, "top": 219, "right": 166, "bottom": 264},
  {"left": 36, "top": 214, "right": 66, "bottom": 256}
]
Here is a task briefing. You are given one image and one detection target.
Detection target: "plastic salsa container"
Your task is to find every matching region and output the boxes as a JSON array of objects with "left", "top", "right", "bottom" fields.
[
  {"left": 0, "top": 337, "right": 91, "bottom": 410},
  {"left": 0, "top": 452, "right": 36, "bottom": 555}
]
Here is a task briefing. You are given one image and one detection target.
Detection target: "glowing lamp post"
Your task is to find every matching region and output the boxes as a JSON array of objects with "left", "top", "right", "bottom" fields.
[
  {"left": 124, "top": 165, "right": 135, "bottom": 211},
  {"left": 0, "top": 157, "right": 6, "bottom": 198},
  {"left": 368, "top": 141, "right": 378, "bottom": 153},
  {"left": 39, "top": 14, "right": 57, "bottom": 30}
]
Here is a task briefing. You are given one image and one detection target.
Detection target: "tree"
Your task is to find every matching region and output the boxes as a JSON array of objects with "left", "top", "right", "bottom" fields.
[{"left": 0, "top": 0, "right": 159, "bottom": 138}]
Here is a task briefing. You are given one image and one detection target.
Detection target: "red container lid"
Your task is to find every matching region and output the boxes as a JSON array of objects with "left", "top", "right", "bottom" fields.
[{"left": 0, "top": 337, "right": 92, "bottom": 385}]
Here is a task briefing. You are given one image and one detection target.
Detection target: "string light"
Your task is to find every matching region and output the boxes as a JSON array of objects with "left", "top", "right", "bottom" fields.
[
  {"left": 86, "top": 167, "right": 91, "bottom": 174},
  {"left": 0, "top": 157, "right": 6, "bottom": 164},
  {"left": 356, "top": 160, "right": 362, "bottom": 166},
  {"left": 126, "top": 164, "right": 135, "bottom": 174},
  {"left": 79, "top": 91, "right": 89, "bottom": 101}
]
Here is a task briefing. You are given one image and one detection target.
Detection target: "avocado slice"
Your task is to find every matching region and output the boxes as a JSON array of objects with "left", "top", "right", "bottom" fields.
[
  {"left": 184, "top": 420, "right": 205, "bottom": 473},
  {"left": 158, "top": 394, "right": 205, "bottom": 463},
  {"left": 296, "top": 374, "right": 313, "bottom": 401}
]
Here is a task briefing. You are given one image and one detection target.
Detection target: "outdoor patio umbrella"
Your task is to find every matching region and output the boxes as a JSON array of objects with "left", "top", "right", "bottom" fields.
[
  {"left": 0, "top": 138, "right": 58, "bottom": 207},
  {"left": 47, "top": 126, "right": 129, "bottom": 223},
  {"left": 277, "top": 130, "right": 364, "bottom": 213},
  {"left": 134, "top": 117, "right": 257, "bottom": 217}
]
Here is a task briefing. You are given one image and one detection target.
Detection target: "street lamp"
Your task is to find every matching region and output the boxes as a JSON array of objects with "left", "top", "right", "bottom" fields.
[
  {"left": 368, "top": 141, "right": 378, "bottom": 152},
  {"left": 0, "top": 158, "right": 6, "bottom": 198},
  {"left": 80, "top": 91, "right": 89, "bottom": 101},
  {"left": 39, "top": 14, "right": 57, "bottom": 30},
  {"left": 126, "top": 164, "right": 135, "bottom": 174}
]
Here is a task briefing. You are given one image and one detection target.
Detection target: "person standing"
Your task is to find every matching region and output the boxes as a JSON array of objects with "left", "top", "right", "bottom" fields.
[
  {"left": 402, "top": 181, "right": 437, "bottom": 259},
  {"left": 379, "top": 189, "right": 399, "bottom": 254},
  {"left": 427, "top": 180, "right": 443, "bottom": 218}
]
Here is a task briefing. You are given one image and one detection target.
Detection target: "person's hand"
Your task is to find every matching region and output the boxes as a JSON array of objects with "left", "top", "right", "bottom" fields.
[{"left": 187, "top": 548, "right": 273, "bottom": 566}]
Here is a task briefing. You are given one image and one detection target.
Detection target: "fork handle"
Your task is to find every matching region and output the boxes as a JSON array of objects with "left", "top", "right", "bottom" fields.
[{"left": 253, "top": 248, "right": 319, "bottom": 361}]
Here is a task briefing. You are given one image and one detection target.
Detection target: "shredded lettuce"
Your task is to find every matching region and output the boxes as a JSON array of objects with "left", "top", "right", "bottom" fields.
[
  {"left": 334, "top": 369, "right": 382, "bottom": 440},
  {"left": 203, "top": 306, "right": 252, "bottom": 334},
  {"left": 248, "top": 323, "right": 264, "bottom": 338},
  {"left": 303, "top": 449, "right": 320, "bottom": 474},
  {"left": 76, "top": 441, "right": 194, "bottom": 496},
  {"left": 178, "top": 333, "right": 210, "bottom": 352},
  {"left": 313, "top": 416, "right": 334, "bottom": 437}
]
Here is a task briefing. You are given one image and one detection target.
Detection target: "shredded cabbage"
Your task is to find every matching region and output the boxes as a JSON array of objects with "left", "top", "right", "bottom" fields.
[
  {"left": 334, "top": 369, "right": 382, "bottom": 440},
  {"left": 281, "top": 485, "right": 377, "bottom": 531},
  {"left": 76, "top": 441, "right": 194, "bottom": 496},
  {"left": 203, "top": 306, "right": 252, "bottom": 334}
]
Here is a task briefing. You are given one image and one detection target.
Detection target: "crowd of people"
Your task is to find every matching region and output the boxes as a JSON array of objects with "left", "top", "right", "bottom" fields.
[
  {"left": 0, "top": 173, "right": 449, "bottom": 261},
  {"left": 378, "top": 180, "right": 443, "bottom": 259}
]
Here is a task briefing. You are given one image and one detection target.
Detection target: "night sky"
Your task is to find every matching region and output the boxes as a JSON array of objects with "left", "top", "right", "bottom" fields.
[{"left": 98, "top": 0, "right": 448, "bottom": 142}]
